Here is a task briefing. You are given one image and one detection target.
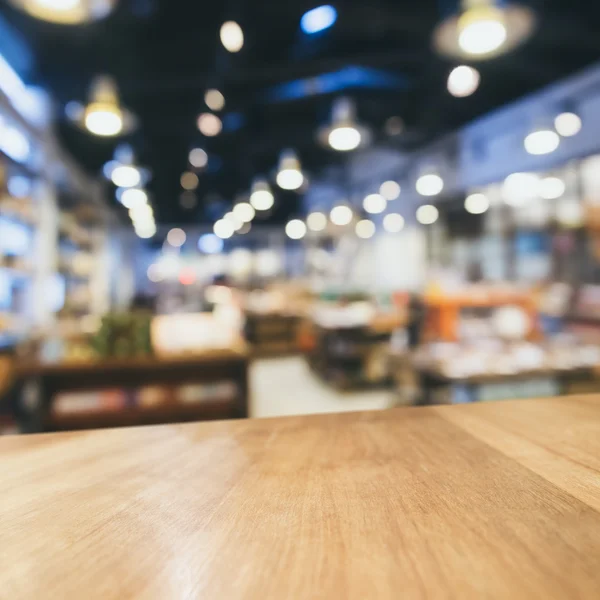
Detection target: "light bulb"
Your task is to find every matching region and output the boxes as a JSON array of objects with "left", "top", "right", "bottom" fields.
[
  {"left": 539, "top": 177, "right": 565, "bottom": 200},
  {"left": 363, "top": 193, "right": 387, "bottom": 214},
  {"left": 416, "top": 205, "right": 439, "bottom": 225},
  {"left": 166, "top": 228, "right": 186, "bottom": 248},
  {"left": 416, "top": 173, "right": 444, "bottom": 196},
  {"left": 379, "top": 181, "right": 401, "bottom": 200},
  {"left": 250, "top": 180, "right": 275, "bottom": 210},
  {"left": 330, "top": 205, "right": 353, "bottom": 226},
  {"left": 276, "top": 169, "right": 304, "bottom": 190},
  {"left": 355, "top": 219, "right": 375, "bottom": 239},
  {"left": 328, "top": 126, "right": 361, "bottom": 151},
  {"left": 220, "top": 21, "right": 244, "bottom": 52},
  {"left": 383, "top": 213, "right": 405, "bottom": 233},
  {"left": 458, "top": 7, "right": 507, "bottom": 55},
  {"left": 524, "top": 129, "right": 560, "bottom": 155},
  {"left": 118, "top": 187, "right": 148, "bottom": 209},
  {"left": 111, "top": 165, "right": 141, "bottom": 188},
  {"left": 285, "top": 219, "right": 307, "bottom": 240},
  {"left": 84, "top": 105, "right": 123, "bottom": 136},
  {"left": 307, "top": 211, "right": 327, "bottom": 232},
  {"left": 464, "top": 193, "right": 489, "bottom": 214},
  {"left": 205, "top": 89, "right": 225, "bottom": 111},
  {"left": 214, "top": 218, "right": 235, "bottom": 239},
  {"left": 447, "top": 65, "right": 480, "bottom": 97},
  {"left": 189, "top": 148, "right": 208, "bottom": 168},
  {"left": 555, "top": 112, "right": 581, "bottom": 137},
  {"left": 181, "top": 171, "right": 199, "bottom": 190},
  {"left": 233, "top": 202, "right": 255, "bottom": 222},
  {"left": 197, "top": 113, "right": 222, "bottom": 136}
]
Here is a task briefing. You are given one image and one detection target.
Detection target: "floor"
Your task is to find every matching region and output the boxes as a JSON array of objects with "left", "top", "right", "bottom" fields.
[{"left": 250, "top": 356, "right": 393, "bottom": 418}]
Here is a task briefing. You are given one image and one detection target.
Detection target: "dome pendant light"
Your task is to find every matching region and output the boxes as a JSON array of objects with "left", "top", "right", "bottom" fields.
[
  {"left": 69, "top": 76, "right": 136, "bottom": 137},
  {"left": 250, "top": 178, "right": 275, "bottom": 211},
  {"left": 8, "top": 0, "right": 116, "bottom": 24},
  {"left": 276, "top": 150, "right": 304, "bottom": 191},
  {"left": 433, "top": 0, "right": 535, "bottom": 60},
  {"left": 320, "top": 98, "right": 369, "bottom": 152},
  {"left": 103, "top": 145, "right": 150, "bottom": 188}
]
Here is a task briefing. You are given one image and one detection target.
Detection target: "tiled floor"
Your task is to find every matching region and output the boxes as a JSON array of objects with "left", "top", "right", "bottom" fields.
[{"left": 250, "top": 356, "right": 393, "bottom": 418}]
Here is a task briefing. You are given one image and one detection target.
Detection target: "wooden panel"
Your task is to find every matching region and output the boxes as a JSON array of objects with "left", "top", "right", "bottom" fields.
[{"left": 1, "top": 397, "right": 600, "bottom": 598}]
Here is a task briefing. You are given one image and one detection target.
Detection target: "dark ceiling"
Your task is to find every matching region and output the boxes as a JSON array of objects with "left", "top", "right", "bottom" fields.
[{"left": 1, "top": 0, "right": 600, "bottom": 225}]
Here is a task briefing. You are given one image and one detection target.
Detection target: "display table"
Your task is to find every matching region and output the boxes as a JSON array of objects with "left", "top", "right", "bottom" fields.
[
  {"left": 13, "top": 347, "right": 249, "bottom": 432},
  {"left": 1, "top": 396, "right": 599, "bottom": 598}
]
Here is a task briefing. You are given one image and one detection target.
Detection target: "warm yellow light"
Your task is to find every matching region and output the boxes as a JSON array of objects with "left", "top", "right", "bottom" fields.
[
  {"left": 307, "top": 211, "right": 327, "bottom": 232},
  {"left": 205, "top": 89, "right": 225, "bottom": 111},
  {"left": 355, "top": 219, "right": 375, "bottom": 239},
  {"left": 180, "top": 171, "right": 199, "bottom": 190},
  {"left": 12, "top": 0, "right": 115, "bottom": 25},
  {"left": 328, "top": 126, "right": 361, "bottom": 151},
  {"left": 458, "top": 5, "right": 507, "bottom": 56},
  {"left": 220, "top": 21, "right": 244, "bottom": 52},
  {"left": 285, "top": 219, "right": 307, "bottom": 240},
  {"left": 84, "top": 103, "right": 123, "bottom": 136},
  {"left": 197, "top": 113, "right": 222, "bottom": 136},
  {"left": 330, "top": 205, "right": 353, "bottom": 226}
]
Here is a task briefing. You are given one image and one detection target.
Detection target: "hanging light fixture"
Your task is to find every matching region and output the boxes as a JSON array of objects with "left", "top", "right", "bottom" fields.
[
  {"left": 276, "top": 150, "right": 304, "bottom": 190},
  {"left": 250, "top": 178, "right": 275, "bottom": 210},
  {"left": 103, "top": 145, "right": 150, "bottom": 188},
  {"left": 524, "top": 124, "right": 560, "bottom": 156},
  {"left": 433, "top": 0, "right": 535, "bottom": 60},
  {"left": 8, "top": 0, "right": 116, "bottom": 25},
  {"left": 320, "top": 97, "right": 368, "bottom": 152},
  {"left": 68, "top": 76, "right": 135, "bottom": 137}
]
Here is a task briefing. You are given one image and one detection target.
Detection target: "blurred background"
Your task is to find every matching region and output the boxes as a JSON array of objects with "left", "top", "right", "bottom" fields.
[{"left": 2, "top": 0, "right": 600, "bottom": 434}]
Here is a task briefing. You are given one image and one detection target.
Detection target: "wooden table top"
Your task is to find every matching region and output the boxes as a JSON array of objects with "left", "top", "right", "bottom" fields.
[{"left": 1, "top": 396, "right": 600, "bottom": 598}]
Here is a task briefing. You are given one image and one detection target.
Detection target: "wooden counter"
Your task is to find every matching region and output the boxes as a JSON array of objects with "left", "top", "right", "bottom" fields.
[{"left": 1, "top": 396, "right": 600, "bottom": 598}]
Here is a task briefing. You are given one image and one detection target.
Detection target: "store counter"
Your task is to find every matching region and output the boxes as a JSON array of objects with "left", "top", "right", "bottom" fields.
[
  {"left": 1, "top": 396, "right": 599, "bottom": 598},
  {"left": 13, "top": 346, "right": 249, "bottom": 432}
]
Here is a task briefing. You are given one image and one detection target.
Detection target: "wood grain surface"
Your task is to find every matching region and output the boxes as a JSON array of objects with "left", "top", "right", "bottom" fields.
[{"left": 1, "top": 396, "right": 600, "bottom": 599}]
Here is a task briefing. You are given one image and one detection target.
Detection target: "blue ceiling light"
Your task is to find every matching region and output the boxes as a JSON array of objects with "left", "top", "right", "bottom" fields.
[{"left": 301, "top": 5, "right": 337, "bottom": 34}]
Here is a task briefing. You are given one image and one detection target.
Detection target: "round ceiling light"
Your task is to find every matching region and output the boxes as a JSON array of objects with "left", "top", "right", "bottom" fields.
[
  {"left": 416, "top": 204, "right": 439, "bottom": 225},
  {"left": 539, "top": 177, "right": 565, "bottom": 200},
  {"left": 330, "top": 205, "right": 353, "bottom": 226},
  {"left": 307, "top": 211, "right": 327, "bottom": 232},
  {"left": 205, "top": 89, "right": 225, "bottom": 111},
  {"left": 276, "top": 150, "right": 304, "bottom": 190},
  {"left": 447, "top": 65, "right": 480, "bottom": 97},
  {"left": 167, "top": 228, "right": 186, "bottom": 248},
  {"left": 433, "top": 0, "right": 535, "bottom": 61},
  {"left": 197, "top": 113, "right": 222, "bottom": 136},
  {"left": 285, "top": 219, "right": 307, "bottom": 240},
  {"left": 524, "top": 128, "right": 560, "bottom": 155},
  {"left": 214, "top": 218, "right": 235, "bottom": 239},
  {"left": 233, "top": 202, "right": 255, "bottom": 222},
  {"left": 363, "top": 193, "right": 387, "bottom": 214},
  {"left": 84, "top": 106, "right": 122, "bottom": 137},
  {"left": 416, "top": 173, "right": 444, "bottom": 196},
  {"left": 9, "top": 0, "right": 116, "bottom": 24},
  {"left": 250, "top": 179, "right": 275, "bottom": 211},
  {"left": 555, "top": 111, "right": 582, "bottom": 137},
  {"left": 383, "top": 213, "right": 405, "bottom": 233},
  {"left": 464, "top": 192, "right": 490, "bottom": 214},
  {"left": 379, "top": 181, "right": 401, "bottom": 200},
  {"left": 220, "top": 21, "right": 244, "bottom": 53},
  {"left": 117, "top": 187, "right": 148, "bottom": 209},
  {"left": 189, "top": 148, "right": 208, "bottom": 168},
  {"left": 328, "top": 127, "right": 362, "bottom": 152},
  {"left": 181, "top": 171, "right": 199, "bottom": 190},
  {"left": 355, "top": 219, "right": 375, "bottom": 239}
]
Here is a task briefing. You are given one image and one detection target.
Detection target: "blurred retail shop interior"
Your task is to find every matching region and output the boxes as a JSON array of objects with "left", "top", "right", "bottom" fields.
[{"left": 3, "top": 0, "right": 600, "bottom": 433}]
